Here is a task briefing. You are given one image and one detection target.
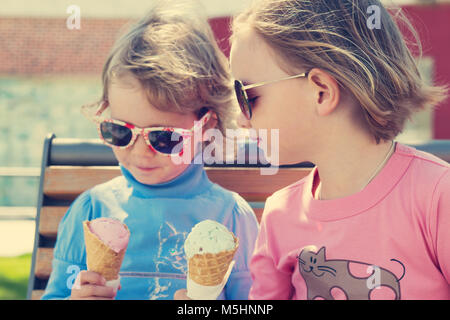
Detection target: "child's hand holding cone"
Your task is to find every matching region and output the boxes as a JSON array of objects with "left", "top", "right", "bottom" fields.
[
  {"left": 71, "top": 218, "right": 129, "bottom": 300},
  {"left": 70, "top": 270, "right": 118, "bottom": 300}
]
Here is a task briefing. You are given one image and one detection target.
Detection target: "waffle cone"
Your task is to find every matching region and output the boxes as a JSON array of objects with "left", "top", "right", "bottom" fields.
[
  {"left": 83, "top": 220, "right": 128, "bottom": 281},
  {"left": 188, "top": 235, "right": 239, "bottom": 286}
]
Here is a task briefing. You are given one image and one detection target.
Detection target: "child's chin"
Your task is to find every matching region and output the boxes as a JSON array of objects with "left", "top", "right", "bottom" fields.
[{"left": 131, "top": 168, "right": 162, "bottom": 185}]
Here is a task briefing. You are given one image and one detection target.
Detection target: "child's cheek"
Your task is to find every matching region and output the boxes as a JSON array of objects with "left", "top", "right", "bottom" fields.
[{"left": 111, "top": 147, "right": 130, "bottom": 167}]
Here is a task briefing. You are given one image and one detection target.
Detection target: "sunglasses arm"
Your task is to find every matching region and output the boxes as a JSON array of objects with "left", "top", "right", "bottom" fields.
[
  {"left": 192, "top": 110, "right": 213, "bottom": 131},
  {"left": 242, "top": 72, "right": 309, "bottom": 90},
  {"left": 81, "top": 101, "right": 110, "bottom": 124}
]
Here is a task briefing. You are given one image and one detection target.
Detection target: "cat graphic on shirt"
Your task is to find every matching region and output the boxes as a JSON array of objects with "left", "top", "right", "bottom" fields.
[
  {"left": 297, "top": 246, "right": 405, "bottom": 300},
  {"left": 148, "top": 222, "right": 187, "bottom": 300}
]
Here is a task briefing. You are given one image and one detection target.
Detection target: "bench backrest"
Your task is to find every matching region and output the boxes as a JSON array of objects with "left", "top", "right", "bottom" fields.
[{"left": 27, "top": 134, "right": 313, "bottom": 299}]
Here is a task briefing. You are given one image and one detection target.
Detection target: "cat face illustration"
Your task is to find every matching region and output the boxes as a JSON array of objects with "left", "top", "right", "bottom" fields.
[
  {"left": 156, "top": 222, "right": 188, "bottom": 274},
  {"left": 298, "top": 247, "right": 336, "bottom": 278}
]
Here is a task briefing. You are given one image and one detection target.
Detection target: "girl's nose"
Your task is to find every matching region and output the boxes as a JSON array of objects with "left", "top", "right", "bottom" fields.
[
  {"left": 132, "top": 133, "right": 157, "bottom": 156},
  {"left": 237, "top": 112, "right": 252, "bottom": 129}
]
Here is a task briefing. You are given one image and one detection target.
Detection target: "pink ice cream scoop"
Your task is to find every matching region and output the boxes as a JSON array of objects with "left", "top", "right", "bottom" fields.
[{"left": 88, "top": 217, "right": 129, "bottom": 253}]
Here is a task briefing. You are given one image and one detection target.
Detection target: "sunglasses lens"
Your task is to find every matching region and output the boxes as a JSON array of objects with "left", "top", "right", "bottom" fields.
[
  {"left": 148, "top": 130, "right": 184, "bottom": 154},
  {"left": 234, "top": 80, "right": 251, "bottom": 120},
  {"left": 100, "top": 122, "right": 133, "bottom": 147}
]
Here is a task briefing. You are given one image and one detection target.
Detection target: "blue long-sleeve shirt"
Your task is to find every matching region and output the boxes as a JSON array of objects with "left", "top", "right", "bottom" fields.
[{"left": 41, "top": 157, "right": 259, "bottom": 300}]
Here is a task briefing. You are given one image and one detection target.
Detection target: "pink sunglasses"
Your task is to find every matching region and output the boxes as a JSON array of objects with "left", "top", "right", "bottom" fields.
[{"left": 82, "top": 101, "right": 212, "bottom": 156}]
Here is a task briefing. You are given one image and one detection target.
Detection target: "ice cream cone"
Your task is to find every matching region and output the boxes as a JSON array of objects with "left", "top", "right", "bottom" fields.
[
  {"left": 188, "top": 235, "right": 239, "bottom": 286},
  {"left": 82, "top": 220, "right": 128, "bottom": 281}
]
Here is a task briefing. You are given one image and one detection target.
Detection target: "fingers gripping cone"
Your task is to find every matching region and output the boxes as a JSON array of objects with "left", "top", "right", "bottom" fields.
[{"left": 83, "top": 220, "right": 128, "bottom": 282}]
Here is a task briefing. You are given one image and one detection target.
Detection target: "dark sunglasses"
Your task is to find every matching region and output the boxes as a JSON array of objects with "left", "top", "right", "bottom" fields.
[{"left": 234, "top": 71, "right": 309, "bottom": 120}]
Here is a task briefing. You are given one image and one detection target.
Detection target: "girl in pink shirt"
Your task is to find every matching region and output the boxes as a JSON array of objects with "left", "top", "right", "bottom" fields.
[{"left": 229, "top": 0, "right": 449, "bottom": 299}]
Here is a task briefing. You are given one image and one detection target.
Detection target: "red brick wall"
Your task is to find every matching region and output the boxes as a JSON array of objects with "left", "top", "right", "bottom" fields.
[
  {"left": 0, "top": 16, "right": 230, "bottom": 75},
  {"left": 0, "top": 17, "right": 132, "bottom": 74}
]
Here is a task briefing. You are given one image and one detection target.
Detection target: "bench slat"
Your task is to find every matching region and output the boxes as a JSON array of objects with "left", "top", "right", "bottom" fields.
[
  {"left": 44, "top": 166, "right": 121, "bottom": 200},
  {"left": 39, "top": 206, "right": 68, "bottom": 238},
  {"left": 206, "top": 167, "right": 310, "bottom": 201},
  {"left": 253, "top": 208, "right": 263, "bottom": 222},
  {"left": 35, "top": 248, "right": 54, "bottom": 279},
  {"left": 44, "top": 166, "right": 311, "bottom": 202}
]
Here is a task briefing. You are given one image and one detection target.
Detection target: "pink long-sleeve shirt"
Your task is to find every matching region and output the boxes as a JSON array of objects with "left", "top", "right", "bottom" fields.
[{"left": 249, "top": 143, "right": 450, "bottom": 300}]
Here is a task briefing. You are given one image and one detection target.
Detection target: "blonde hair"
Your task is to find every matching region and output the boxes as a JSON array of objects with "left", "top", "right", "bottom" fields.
[
  {"left": 93, "top": 1, "right": 238, "bottom": 135},
  {"left": 232, "top": 0, "right": 448, "bottom": 143}
]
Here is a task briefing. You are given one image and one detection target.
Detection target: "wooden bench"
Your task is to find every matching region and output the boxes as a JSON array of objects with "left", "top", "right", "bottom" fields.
[{"left": 26, "top": 134, "right": 450, "bottom": 300}]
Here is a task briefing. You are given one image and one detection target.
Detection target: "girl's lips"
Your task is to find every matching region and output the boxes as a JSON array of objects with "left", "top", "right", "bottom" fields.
[{"left": 135, "top": 165, "right": 158, "bottom": 172}]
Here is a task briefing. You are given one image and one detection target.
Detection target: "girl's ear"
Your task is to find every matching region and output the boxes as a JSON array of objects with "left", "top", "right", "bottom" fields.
[
  {"left": 308, "top": 68, "right": 340, "bottom": 116},
  {"left": 202, "top": 109, "right": 218, "bottom": 131}
]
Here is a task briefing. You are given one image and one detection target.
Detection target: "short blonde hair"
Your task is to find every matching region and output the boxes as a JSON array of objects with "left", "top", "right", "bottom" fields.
[
  {"left": 95, "top": 1, "right": 238, "bottom": 135},
  {"left": 232, "top": 0, "right": 448, "bottom": 143}
]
